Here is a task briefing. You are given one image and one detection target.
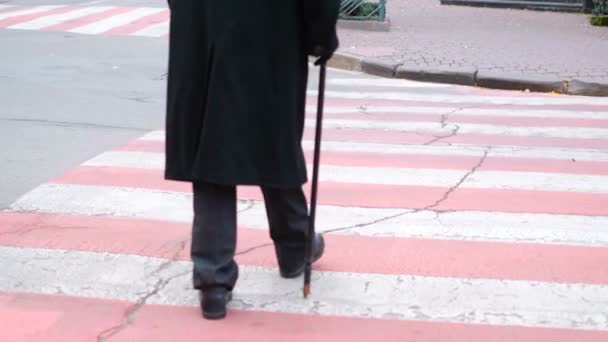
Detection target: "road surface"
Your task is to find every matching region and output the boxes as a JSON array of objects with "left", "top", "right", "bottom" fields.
[{"left": 1, "top": 1, "right": 608, "bottom": 341}]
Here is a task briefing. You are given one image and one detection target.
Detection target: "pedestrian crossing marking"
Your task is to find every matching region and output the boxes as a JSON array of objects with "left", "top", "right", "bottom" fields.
[{"left": 2, "top": 7, "right": 608, "bottom": 338}]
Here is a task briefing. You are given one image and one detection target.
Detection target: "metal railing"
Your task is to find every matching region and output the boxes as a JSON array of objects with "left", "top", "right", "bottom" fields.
[{"left": 339, "top": 0, "right": 387, "bottom": 21}]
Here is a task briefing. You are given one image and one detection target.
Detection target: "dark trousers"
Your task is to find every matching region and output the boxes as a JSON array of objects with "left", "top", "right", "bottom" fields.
[{"left": 191, "top": 182, "right": 309, "bottom": 290}]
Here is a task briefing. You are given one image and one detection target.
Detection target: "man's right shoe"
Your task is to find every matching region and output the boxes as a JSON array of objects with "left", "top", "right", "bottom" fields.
[
  {"left": 280, "top": 234, "right": 325, "bottom": 279},
  {"left": 199, "top": 287, "right": 232, "bottom": 320}
]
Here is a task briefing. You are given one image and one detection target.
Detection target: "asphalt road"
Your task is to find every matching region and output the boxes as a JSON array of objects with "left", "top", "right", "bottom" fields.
[
  {"left": 1, "top": 0, "right": 167, "bottom": 208},
  {"left": 0, "top": 0, "right": 376, "bottom": 209}
]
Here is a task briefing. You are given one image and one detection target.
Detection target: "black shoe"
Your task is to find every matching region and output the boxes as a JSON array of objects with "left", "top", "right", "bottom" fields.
[
  {"left": 199, "top": 287, "right": 232, "bottom": 320},
  {"left": 280, "top": 234, "right": 325, "bottom": 279}
]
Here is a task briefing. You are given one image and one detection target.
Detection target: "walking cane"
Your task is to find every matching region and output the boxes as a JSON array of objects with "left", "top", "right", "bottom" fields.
[{"left": 303, "top": 62, "right": 327, "bottom": 298}]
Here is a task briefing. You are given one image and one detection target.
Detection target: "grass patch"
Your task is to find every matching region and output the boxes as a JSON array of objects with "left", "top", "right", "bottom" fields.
[{"left": 590, "top": 15, "right": 608, "bottom": 26}]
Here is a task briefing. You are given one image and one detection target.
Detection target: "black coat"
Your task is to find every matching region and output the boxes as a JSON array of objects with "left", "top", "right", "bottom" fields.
[{"left": 164, "top": 0, "right": 340, "bottom": 188}]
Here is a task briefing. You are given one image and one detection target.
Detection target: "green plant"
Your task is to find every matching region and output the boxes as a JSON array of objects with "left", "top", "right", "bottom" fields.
[
  {"left": 353, "top": 2, "right": 379, "bottom": 17},
  {"left": 590, "top": 15, "right": 608, "bottom": 26},
  {"left": 590, "top": 0, "right": 608, "bottom": 26},
  {"left": 340, "top": 0, "right": 386, "bottom": 21},
  {"left": 593, "top": 0, "right": 608, "bottom": 15},
  {"left": 591, "top": 0, "right": 608, "bottom": 26}
]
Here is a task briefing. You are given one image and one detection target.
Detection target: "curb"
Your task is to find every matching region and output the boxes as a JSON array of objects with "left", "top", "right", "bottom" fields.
[
  {"left": 440, "top": 0, "right": 584, "bottom": 13},
  {"left": 567, "top": 79, "right": 608, "bottom": 97},
  {"left": 475, "top": 71, "right": 567, "bottom": 94},
  {"left": 397, "top": 65, "right": 477, "bottom": 86},
  {"left": 337, "top": 18, "right": 391, "bottom": 32},
  {"left": 327, "top": 52, "right": 608, "bottom": 97}
]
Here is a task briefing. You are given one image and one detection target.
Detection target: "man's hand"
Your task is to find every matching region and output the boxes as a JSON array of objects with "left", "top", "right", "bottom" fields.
[
  {"left": 312, "top": 45, "right": 335, "bottom": 66},
  {"left": 303, "top": 0, "right": 340, "bottom": 65}
]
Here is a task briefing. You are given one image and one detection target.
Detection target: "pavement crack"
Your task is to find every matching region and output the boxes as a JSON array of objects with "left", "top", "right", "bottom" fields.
[
  {"left": 116, "top": 95, "right": 154, "bottom": 104},
  {"left": 391, "top": 62, "right": 404, "bottom": 77},
  {"left": 153, "top": 72, "right": 168, "bottom": 80},
  {"left": 439, "top": 108, "right": 463, "bottom": 128},
  {"left": 323, "top": 148, "right": 489, "bottom": 235},
  {"left": 322, "top": 210, "right": 414, "bottom": 235},
  {"left": 424, "top": 149, "right": 489, "bottom": 209},
  {"left": 97, "top": 240, "right": 188, "bottom": 341},
  {"left": 0, "top": 117, "right": 149, "bottom": 132},
  {"left": 235, "top": 243, "right": 273, "bottom": 256},
  {"left": 424, "top": 108, "right": 464, "bottom": 146},
  {"left": 238, "top": 201, "right": 257, "bottom": 213},
  {"left": 231, "top": 298, "right": 255, "bottom": 310}
]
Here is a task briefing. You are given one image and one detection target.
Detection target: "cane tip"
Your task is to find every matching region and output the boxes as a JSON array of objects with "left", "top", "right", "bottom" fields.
[{"left": 303, "top": 284, "right": 310, "bottom": 298}]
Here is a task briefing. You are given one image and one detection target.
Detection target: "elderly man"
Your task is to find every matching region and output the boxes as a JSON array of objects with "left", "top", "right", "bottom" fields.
[{"left": 164, "top": 1, "right": 340, "bottom": 319}]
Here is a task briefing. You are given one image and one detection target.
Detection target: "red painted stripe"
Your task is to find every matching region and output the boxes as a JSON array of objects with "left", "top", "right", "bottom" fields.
[
  {"left": 128, "top": 126, "right": 608, "bottom": 156},
  {"left": 116, "top": 139, "right": 163, "bottom": 152},
  {"left": 0, "top": 6, "right": 78, "bottom": 28},
  {"left": 109, "top": 128, "right": 608, "bottom": 160},
  {"left": 44, "top": 6, "right": 136, "bottom": 31},
  {"left": 103, "top": 10, "right": 168, "bottom": 35},
  {"left": 308, "top": 98, "right": 608, "bottom": 113},
  {"left": 51, "top": 166, "right": 608, "bottom": 215},
  {"left": 301, "top": 127, "right": 608, "bottom": 150},
  {"left": 322, "top": 112, "right": 608, "bottom": 129},
  {"left": 117, "top": 140, "right": 608, "bottom": 176},
  {"left": 2, "top": 212, "right": 608, "bottom": 284},
  {"left": 2, "top": 292, "right": 605, "bottom": 342},
  {"left": 128, "top": 302, "right": 608, "bottom": 342},
  {"left": 116, "top": 125, "right": 608, "bottom": 154},
  {"left": 0, "top": 292, "right": 128, "bottom": 342}
]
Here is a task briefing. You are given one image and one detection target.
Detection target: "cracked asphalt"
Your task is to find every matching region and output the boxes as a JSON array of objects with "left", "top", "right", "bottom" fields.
[{"left": 1, "top": 0, "right": 608, "bottom": 340}]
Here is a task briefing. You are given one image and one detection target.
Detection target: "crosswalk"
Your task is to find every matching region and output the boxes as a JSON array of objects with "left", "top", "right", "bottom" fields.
[
  {"left": 0, "top": 5, "right": 170, "bottom": 37},
  {"left": 2, "top": 3, "right": 608, "bottom": 340},
  {"left": 3, "top": 68, "right": 608, "bottom": 340}
]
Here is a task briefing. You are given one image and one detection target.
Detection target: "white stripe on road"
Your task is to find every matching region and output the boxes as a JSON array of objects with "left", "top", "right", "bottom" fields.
[
  {"left": 301, "top": 140, "right": 608, "bottom": 162},
  {"left": 9, "top": 183, "right": 200, "bottom": 223},
  {"left": 311, "top": 105, "right": 455, "bottom": 115},
  {"left": 84, "top": 151, "right": 166, "bottom": 169},
  {"left": 8, "top": 184, "right": 400, "bottom": 229},
  {"left": 131, "top": 19, "right": 168, "bottom": 37},
  {"left": 306, "top": 105, "right": 608, "bottom": 120},
  {"left": 10, "top": 184, "right": 608, "bottom": 246},
  {"left": 310, "top": 118, "right": 608, "bottom": 140},
  {"left": 139, "top": 131, "right": 608, "bottom": 162},
  {"left": 69, "top": 7, "right": 164, "bottom": 34},
  {"left": 2, "top": 246, "right": 607, "bottom": 330},
  {"left": 138, "top": 130, "right": 173, "bottom": 141},
  {"left": 461, "top": 107, "right": 608, "bottom": 120},
  {"left": 309, "top": 90, "right": 608, "bottom": 106},
  {"left": 0, "top": 5, "right": 65, "bottom": 21},
  {"left": 8, "top": 6, "right": 113, "bottom": 30},
  {"left": 328, "top": 78, "right": 453, "bottom": 88},
  {"left": 240, "top": 207, "right": 608, "bottom": 247},
  {"left": 83, "top": 151, "right": 608, "bottom": 194}
]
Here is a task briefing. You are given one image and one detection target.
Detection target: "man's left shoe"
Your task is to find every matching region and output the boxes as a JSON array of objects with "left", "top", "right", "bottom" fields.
[
  {"left": 199, "top": 287, "right": 232, "bottom": 320},
  {"left": 280, "top": 233, "right": 325, "bottom": 279}
]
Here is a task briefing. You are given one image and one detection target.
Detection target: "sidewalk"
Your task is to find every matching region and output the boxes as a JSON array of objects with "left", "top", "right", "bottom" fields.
[{"left": 332, "top": 0, "right": 608, "bottom": 96}]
